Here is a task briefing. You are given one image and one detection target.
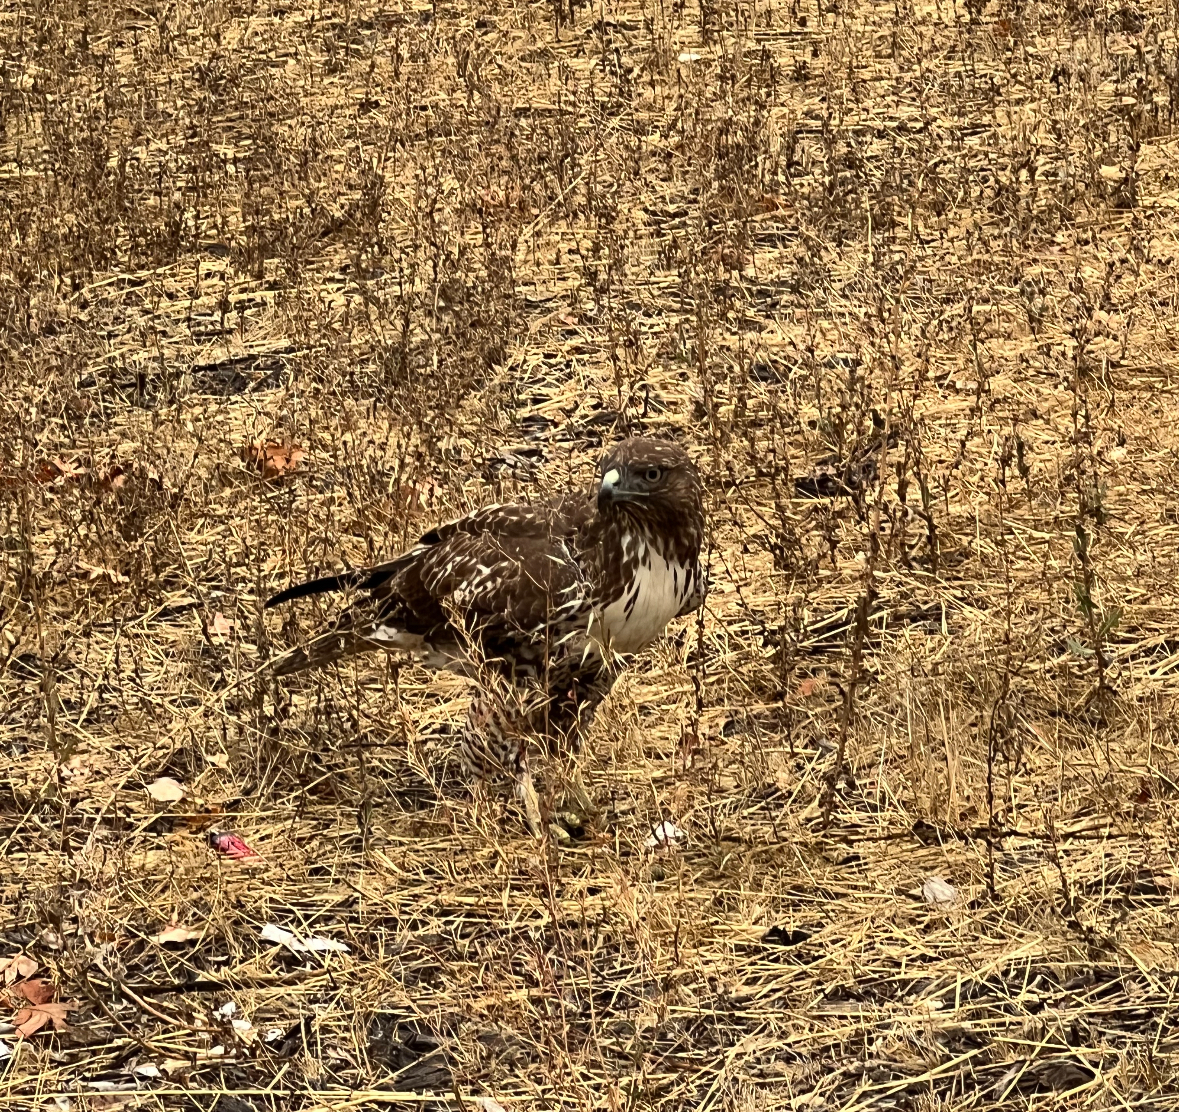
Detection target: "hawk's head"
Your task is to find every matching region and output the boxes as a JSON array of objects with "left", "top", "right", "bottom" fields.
[{"left": 596, "top": 438, "right": 704, "bottom": 560}]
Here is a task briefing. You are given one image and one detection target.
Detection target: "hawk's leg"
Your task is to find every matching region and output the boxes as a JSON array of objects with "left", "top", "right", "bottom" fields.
[
  {"left": 531, "top": 666, "right": 614, "bottom": 820},
  {"left": 461, "top": 688, "right": 542, "bottom": 838}
]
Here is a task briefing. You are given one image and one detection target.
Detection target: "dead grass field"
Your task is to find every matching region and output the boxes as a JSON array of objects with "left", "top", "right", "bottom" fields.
[{"left": 4, "top": 0, "right": 1179, "bottom": 1108}]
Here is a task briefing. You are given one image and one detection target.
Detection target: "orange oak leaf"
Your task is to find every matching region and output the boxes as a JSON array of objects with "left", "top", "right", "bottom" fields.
[
  {"left": 0, "top": 955, "right": 39, "bottom": 985},
  {"left": 241, "top": 441, "right": 304, "bottom": 481},
  {"left": 13, "top": 978, "right": 55, "bottom": 1006},
  {"left": 13, "top": 1000, "right": 73, "bottom": 1037}
]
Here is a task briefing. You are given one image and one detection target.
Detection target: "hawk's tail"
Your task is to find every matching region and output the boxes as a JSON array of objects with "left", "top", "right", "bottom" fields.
[{"left": 265, "top": 556, "right": 415, "bottom": 609}]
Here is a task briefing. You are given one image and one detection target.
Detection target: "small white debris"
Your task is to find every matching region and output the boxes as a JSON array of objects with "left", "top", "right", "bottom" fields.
[
  {"left": 264, "top": 1027, "right": 284, "bottom": 1043},
  {"left": 677, "top": 51, "right": 702, "bottom": 63},
  {"left": 919, "top": 877, "right": 958, "bottom": 907},
  {"left": 231, "top": 1018, "right": 253, "bottom": 1033},
  {"left": 1098, "top": 164, "right": 1125, "bottom": 183},
  {"left": 215, "top": 1000, "right": 237, "bottom": 1018},
  {"left": 645, "top": 821, "right": 685, "bottom": 849},
  {"left": 152, "top": 924, "right": 202, "bottom": 945},
  {"left": 259, "top": 923, "right": 350, "bottom": 954},
  {"left": 131, "top": 1064, "right": 160, "bottom": 1079},
  {"left": 146, "top": 776, "right": 185, "bottom": 803},
  {"left": 475, "top": 1099, "right": 510, "bottom": 1112}
]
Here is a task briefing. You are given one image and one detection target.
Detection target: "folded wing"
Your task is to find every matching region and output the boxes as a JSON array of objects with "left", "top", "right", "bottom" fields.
[{"left": 267, "top": 495, "right": 595, "bottom": 676}]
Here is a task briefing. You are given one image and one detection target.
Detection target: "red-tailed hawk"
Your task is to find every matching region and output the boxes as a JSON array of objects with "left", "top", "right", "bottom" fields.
[{"left": 266, "top": 437, "right": 705, "bottom": 835}]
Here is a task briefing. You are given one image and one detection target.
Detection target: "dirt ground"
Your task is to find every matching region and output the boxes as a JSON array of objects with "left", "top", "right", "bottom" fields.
[{"left": 3, "top": 0, "right": 1179, "bottom": 1108}]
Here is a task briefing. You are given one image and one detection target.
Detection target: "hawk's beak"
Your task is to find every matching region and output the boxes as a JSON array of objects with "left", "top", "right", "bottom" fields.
[{"left": 598, "top": 468, "right": 623, "bottom": 512}]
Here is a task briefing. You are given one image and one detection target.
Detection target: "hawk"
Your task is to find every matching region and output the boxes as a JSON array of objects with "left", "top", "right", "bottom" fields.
[{"left": 265, "top": 437, "right": 706, "bottom": 835}]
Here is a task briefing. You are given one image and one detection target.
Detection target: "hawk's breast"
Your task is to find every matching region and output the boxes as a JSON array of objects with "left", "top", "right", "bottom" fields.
[{"left": 594, "top": 536, "right": 693, "bottom": 655}]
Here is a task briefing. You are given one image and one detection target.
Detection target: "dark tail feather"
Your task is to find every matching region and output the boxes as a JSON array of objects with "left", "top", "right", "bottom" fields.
[
  {"left": 265, "top": 570, "right": 372, "bottom": 609},
  {"left": 266, "top": 558, "right": 413, "bottom": 609},
  {"left": 266, "top": 572, "right": 358, "bottom": 609}
]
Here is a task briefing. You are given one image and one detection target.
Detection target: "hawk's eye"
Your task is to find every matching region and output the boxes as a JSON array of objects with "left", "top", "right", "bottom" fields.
[{"left": 644, "top": 467, "right": 663, "bottom": 483}]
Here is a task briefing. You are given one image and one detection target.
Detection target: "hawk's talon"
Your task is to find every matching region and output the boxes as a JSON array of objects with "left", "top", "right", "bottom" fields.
[{"left": 517, "top": 770, "right": 544, "bottom": 839}]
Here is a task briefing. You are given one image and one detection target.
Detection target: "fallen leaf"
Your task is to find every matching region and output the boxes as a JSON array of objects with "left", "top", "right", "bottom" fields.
[
  {"left": 210, "top": 611, "right": 235, "bottom": 640},
  {"left": 919, "top": 876, "right": 958, "bottom": 907},
  {"left": 796, "top": 675, "right": 827, "bottom": 697},
  {"left": 100, "top": 464, "right": 128, "bottom": 492},
  {"left": 242, "top": 441, "right": 304, "bottom": 481},
  {"left": 0, "top": 955, "right": 39, "bottom": 985},
  {"left": 77, "top": 560, "right": 130, "bottom": 584},
  {"left": 180, "top": 803, "right": 225, "bottom": 831},
  {"left": 146, "top": 776, "right": 185, "bottom": 803},
  {"left": 13, "top": 1000, "right": 73, "bottom": 1037},
  {"left": 13, "top": 978, "right": 55, "bottom": 1006},
  {"left": 151, "top": 925, "right": 202, "bottom": 945},
  {"left": 259, "top": 923, "right": 349, "bottom": 954},
  {"left": 208, "top": 830, "right": 259, "bottom": 860},
  {"left": 31, "top": 457, "right": 86, "bottom": 485}
]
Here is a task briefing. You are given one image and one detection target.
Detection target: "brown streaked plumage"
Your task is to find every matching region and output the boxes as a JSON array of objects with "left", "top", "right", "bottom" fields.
[{"left": 265, "top": 437, "right": 706, "bottom": 835}]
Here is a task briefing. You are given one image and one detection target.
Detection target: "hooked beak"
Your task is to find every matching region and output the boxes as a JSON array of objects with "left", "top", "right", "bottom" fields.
[{"left": 598, "top": 467, "right": 623, "bottom": 512}]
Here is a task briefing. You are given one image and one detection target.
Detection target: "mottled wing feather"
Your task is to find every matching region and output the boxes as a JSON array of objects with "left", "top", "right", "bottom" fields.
[
  {"left": 379, "top": 493, "right": 592, "bottom": 632},
  {"left": 417, "top": 533, "right": 585, "bottom": 632},
  {"left": 271, "top": 493, "right": 596, "bottom": 674}
]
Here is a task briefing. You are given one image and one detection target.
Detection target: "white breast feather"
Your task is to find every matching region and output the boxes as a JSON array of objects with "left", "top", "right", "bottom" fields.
[{"left": 596, "top": 541, "right": 691, "bottom": 655}]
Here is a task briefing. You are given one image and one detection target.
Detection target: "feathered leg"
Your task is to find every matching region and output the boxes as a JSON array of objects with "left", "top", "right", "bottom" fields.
[
  {"left": 462, "top": 688, "right": 542, "bottom": 838},
  {"left": 532, "top": 664, "right": 613, "bottom": 821}
]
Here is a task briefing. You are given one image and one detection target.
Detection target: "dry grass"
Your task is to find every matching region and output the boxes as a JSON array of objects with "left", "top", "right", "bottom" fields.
[{"left": 3, "top": 0, "right": 1179, "bottom": 1108}]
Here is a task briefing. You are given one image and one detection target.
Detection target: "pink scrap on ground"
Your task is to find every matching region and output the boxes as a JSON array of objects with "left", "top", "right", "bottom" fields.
[{"left": 208, "top": 831, "right": 260, "bottom": 860}]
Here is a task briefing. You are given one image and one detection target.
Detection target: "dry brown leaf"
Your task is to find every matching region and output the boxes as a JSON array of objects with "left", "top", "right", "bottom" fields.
[
  {"left": 242, "top": 441, "right": 304, "bottom": 481},
  {"left": 0, "top": 955, "right": 39, "bottom": 985},
  {"left": 100, "top": 464, "right": 128, "bottom": 492},
  {"left": 13, "top": 1000, "right": 72, "bottom": 1037},
  {"left": 152, "top": 925, "right": 202, "bottom": 945},
  {"left": 30, "top": 457, "right": 86, "bottom": 485},
  {"left": 146, "top": 776, "right": 186, "bottom": 803},
  {"left": 77, "top": 560, "right": 130, "bottom": 585},
  {"left": 180, "top": 803, "right": 225, "bottom": 832},
  {"left": 796, "top": 675, "right": 827, "bottom": 697},
  {"left": 211, "top": 611, "right": 235, "bottom": 639},
  {"left": 13, "top": 979, "right": 55, "bottom": 1006}
]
